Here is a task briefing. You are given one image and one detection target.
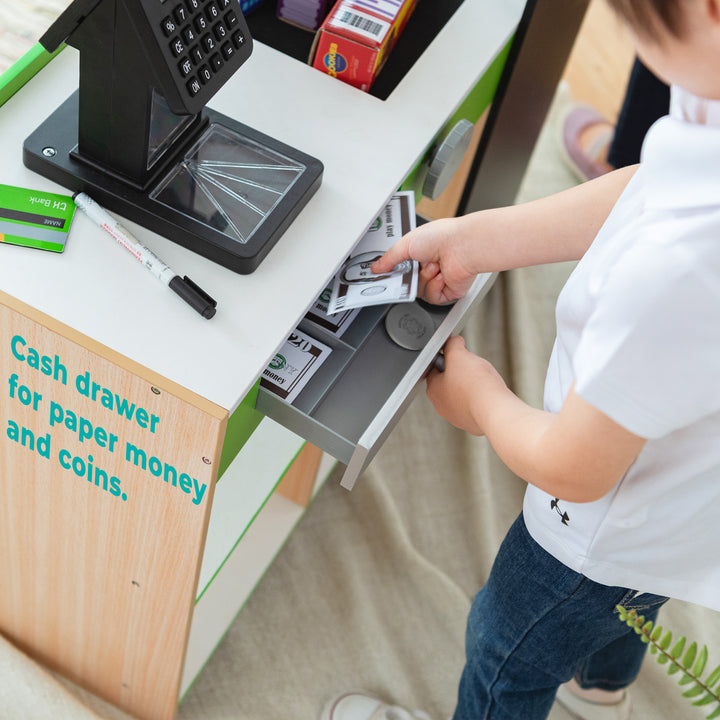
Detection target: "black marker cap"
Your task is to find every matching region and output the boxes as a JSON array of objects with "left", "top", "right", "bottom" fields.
[{"left": 169, "top": 275, "right": 217, "bottom": 319}]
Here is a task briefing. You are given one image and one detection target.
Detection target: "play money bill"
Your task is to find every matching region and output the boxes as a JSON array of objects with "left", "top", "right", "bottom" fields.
[
  {"left": 304, "top": 285, "right": 361, "bottom": 338},
  {"left": 261, "top": 329, "right": 331, "bottom": 403},
  {"left": 328, "top": 191, "right": 417, "bottom": 314}
]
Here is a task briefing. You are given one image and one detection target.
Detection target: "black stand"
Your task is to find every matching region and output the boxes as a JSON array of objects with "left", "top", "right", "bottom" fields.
[{"left": 23, "top": 0, "right": 323, "bottom": 273}]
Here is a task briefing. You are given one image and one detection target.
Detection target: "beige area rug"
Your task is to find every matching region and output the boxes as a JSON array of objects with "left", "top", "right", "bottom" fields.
[{"left": 2, "top": 75, "right": 719, "bottom": 720}]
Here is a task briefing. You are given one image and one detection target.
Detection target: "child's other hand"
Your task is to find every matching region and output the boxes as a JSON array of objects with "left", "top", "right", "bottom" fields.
[
  {"left": 371, "top": 218, "right": 476, "bottom": 304},
  {"left": 426, "top": 336, "right": 506, "bottom": 435}
]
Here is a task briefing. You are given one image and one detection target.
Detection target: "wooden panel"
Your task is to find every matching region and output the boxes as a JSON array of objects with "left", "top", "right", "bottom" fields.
[
  {"left": 0, "top": 293, "right": 227, "bottom": 720},
  {"left": 275, "top": 442, "right": 323, "bottom": 508}
]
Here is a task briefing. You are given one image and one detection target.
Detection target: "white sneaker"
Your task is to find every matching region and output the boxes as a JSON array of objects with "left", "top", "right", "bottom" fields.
[
  {"left": 321, "top": 691, "right": 433, "bottom": 720},
  {"left": 555, "top": 684, "right": 631, "bottom": 720}
]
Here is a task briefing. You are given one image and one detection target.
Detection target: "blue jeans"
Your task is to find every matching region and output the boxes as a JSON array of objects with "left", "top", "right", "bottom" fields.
[{"left": 452, "top": 514, "right": 668, "bottom": 720}]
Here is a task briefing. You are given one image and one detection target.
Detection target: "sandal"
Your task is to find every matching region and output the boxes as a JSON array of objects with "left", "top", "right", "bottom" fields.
[{"left": 560, "top": 103, "right": 615, "bottom": 181}]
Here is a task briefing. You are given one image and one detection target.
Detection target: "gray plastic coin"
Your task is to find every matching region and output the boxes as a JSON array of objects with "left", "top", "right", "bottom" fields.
[{"left": 385, "top": 302, "right": 435, "bottom": 350}]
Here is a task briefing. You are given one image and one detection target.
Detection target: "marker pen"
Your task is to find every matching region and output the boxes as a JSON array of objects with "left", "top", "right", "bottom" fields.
[{"left": 73, "top": 192, "right": 217, "bottom": 319}]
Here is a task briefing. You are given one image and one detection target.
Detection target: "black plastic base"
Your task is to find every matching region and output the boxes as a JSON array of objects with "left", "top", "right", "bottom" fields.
[{"left": 23, "top": 91, "right": 323, "bottom": 274}]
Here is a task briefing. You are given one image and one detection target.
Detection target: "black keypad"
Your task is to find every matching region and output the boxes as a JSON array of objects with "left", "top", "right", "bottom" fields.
[
  {"left": 221, "top": 42, "right": 234, "bottom": 61},
  {"left": 190, "top": 45, "right": 204, "bottom": 65},
  {"left": 179, "top": 56, "right": 193, "bottom": 77},
  {"left": 160, "top": 0, "right": 245, "bottom": 101},
  {"left": 170, "top": 37, "right": 185, "bottom": 57},
  {"left": 161, "top": 16, "right": 177, "bottom": 36},
  {"left": 187, "top": 77, "right": 202, "bottom": 96},
  {"left": 174, "top": 5, "right": 187, "bottom": 24},
  {"left": 206, "top": 2, "right": 220, "bottom": 21},
  {"left": 198, "top": 65, "right": 213, "bottom": 84}
]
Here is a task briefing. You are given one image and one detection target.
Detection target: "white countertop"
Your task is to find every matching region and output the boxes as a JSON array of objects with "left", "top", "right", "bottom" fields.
[{"left": 0, "top": 0, "right": 524, "bottom": 412}]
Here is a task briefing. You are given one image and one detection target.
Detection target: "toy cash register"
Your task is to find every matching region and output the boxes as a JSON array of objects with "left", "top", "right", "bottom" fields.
[{"left": 23, "top": 0, "right": 323, "bottom": 273}]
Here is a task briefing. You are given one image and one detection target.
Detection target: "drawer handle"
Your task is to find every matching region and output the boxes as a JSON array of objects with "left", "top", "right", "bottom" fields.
[{"left": 422, "top": 118, "right": 475, "bottom": 200}]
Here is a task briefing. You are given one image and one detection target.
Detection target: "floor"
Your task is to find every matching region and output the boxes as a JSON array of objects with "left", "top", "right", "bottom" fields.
[{"left": 563, "top": 0, "right": 635, "bottom": 123}]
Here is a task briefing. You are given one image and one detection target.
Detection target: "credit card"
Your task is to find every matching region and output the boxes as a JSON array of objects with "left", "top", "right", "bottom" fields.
[{"left": 0, "top": 184, "right": 75, "bottom": 253}]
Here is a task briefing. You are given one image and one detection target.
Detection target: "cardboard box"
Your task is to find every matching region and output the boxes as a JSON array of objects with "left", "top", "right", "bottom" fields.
[{"left": 310, "top": 0, "right": 417, "bottom": 91}]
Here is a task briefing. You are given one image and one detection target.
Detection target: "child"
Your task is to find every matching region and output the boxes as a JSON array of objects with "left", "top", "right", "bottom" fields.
[{"left": 322, "top": 1, "right": 720, "bottom": 719}]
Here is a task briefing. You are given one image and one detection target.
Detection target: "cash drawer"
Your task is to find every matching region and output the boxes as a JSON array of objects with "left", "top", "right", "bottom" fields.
[{"left": 256, "top": 272, "right": 496, "bottom": 490}]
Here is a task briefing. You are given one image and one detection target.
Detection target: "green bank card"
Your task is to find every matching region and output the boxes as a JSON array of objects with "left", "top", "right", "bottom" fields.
[{"left": 0, "top": 184, "right": 75, "bottom": 253}]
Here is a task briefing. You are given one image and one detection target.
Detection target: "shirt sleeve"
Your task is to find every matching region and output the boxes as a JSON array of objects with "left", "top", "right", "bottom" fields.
[{"left": 573, "top": 239, "right": 720, "bottom": 439}]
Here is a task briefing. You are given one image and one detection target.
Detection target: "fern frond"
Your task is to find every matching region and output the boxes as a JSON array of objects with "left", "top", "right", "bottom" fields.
[{"left": 617, "top": 606, "right": 720, "bottom": 720}]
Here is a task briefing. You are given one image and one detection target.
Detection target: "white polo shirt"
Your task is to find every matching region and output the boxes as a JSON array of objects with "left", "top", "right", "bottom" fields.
[{"left": 523, "top": 87, "right": 720, "bottom": 612}]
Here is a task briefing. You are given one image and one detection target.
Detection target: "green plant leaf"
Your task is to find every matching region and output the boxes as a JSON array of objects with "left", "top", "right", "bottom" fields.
[
  {"left": 671, "top": 637, "right": 687, "bottom": 660},
  {"left": 679, "top": 673, "right": 695, "bottom": 686},
  {"left": 668, "top": 663, "right": 681, "bottom": 676},
  {"left": 683, "top": 684, "right": 706, "bottom": 699},
  {"left": 706, "top": 664, "right": 720, "bottom": 688},
  {"left": 694, "top": 646, "right": 709, "bottom": 677},
  {"left": 705, "top": 705, "right": 720, "bottom": 719},
  {"left": 684, "top": 642, "right": 698, "bottom": 669},
  {"left": 657, "top": 654, "right": 670, "bottom": 665},
  {"left": 692, "top": 692, "right": 717, "bottom": 707},
  {"left": 651, "top": 625, "right": 663, "bottom": 642},
  {"left": 661, "top": 631, "right": 673, "bottom": 651}
]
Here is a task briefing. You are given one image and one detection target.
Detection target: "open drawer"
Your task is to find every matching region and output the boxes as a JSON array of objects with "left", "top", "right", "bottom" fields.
[{"left": 256, "top": 272, "right": 496, "bottom": 490}]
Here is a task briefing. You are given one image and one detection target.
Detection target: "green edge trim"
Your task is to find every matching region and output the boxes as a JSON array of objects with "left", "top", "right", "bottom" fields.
[
  {"left": 196, "top": 440, "right": 305, "bottom": 604},
  {"left": 399, "top": 35, "right": 514, "bottom": 197},
  {"left": 183, "top": 445, "right": 330, "bottom": 702},
  {"left": 217, "top": 379, "right": 263, "bottom": 480},
  {"left": 0, "top": 43, "right": 65, "bottom": 108}
]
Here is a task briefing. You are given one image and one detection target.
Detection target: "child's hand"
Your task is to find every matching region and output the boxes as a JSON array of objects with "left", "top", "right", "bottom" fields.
[
  {"left": 371, "top": 217, "right": 476, "bottom": 304},
  {"left": 426, "top": 335, "right": 506, "bottom": 435}
]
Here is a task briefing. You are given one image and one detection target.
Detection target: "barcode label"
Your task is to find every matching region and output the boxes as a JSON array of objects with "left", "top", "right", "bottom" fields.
[{"left": 330, "top": 5, "right": 391, "bottom": 43}]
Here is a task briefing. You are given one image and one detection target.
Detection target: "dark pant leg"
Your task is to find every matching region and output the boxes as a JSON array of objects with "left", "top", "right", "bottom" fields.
[
  {"left": 608, "top": 57, "right": 670, "bottom": 169},
  {"left": 451, "top": 514, "right": 668, "bottom": 720}
]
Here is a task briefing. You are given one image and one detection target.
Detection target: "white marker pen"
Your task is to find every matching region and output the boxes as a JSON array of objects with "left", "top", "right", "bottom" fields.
[{"left": 73, "top": 192, "right": 216, "bottom": 319}]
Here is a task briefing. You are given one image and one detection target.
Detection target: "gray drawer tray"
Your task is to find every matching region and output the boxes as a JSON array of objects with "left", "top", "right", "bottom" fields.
[{"left": 257, "top": 273, "right": 496, "bottom": 489}]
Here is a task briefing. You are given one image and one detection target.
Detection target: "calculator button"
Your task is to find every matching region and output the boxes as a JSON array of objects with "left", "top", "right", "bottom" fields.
[
  {"left": 218, "top": 0, "right": 232, "bottom": 8},
  {"left": 182, "top": 26, "right": 197, "bottom": 44},
  {"left": 179, "top": 56, "right": 193, "bottom": 77},
  {"left": 173, "top": 5, "right": 187, "bottom": 24},
  {"left": 170, "top": 37, "right": 185, "bottom": 57},
  {"left": 194, "top": 15, "right": 209, "bottom": 32},
  {"left": 161, "top": 16, "right": 177, "bottom": 36},
  {"left": 198, "top": 65, "right": 212, "bottom": 84},
  {"left": 206, "top": 2, "right": 220, "bottom": 21},
  {"left": 187, "top": 77, "right": 202, "bottom": 96},
  {"left": 210, "top": 53, "right": 223, "bottom": 72},
  {"left": 186, "top": 0, "right": 199, "bottom": 13},
  {"left": 221, "top": 42, "right": 234, "bottom": 61},
  {"left": 225, "top": 10, "right": 238, "bottom": 28},
  {"left": 201, "top": 34, "right": 217, "bottom": 53},
  {"left": 231, "top": 30, "right": 246, "bottom": 49},
  {"left": 190, "top": 45, "right": 204, "bottom": 64},
  {"left": 213, "top": 22, "right": 228, "bottom": 41}
]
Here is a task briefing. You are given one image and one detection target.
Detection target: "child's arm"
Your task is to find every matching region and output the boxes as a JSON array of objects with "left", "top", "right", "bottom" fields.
[
  {"left": 373, "top": 166, "right": 637, "bottom": 304},
  {"left": 430, "top": 336, "right": 646, "bottom": 503}
]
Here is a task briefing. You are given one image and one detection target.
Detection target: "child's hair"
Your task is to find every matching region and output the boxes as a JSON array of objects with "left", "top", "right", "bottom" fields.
[{"left": 606, "top": 0, "right": 683, "bottom": 38}]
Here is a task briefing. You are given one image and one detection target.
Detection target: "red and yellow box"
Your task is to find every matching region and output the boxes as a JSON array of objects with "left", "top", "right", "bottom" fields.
[{"left": 310, "top": 0, "right": 417, "bottom": 91}]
